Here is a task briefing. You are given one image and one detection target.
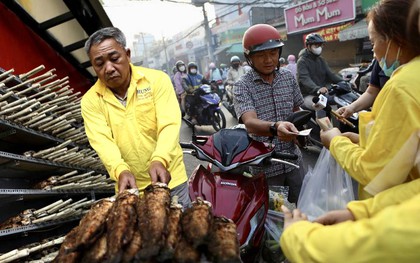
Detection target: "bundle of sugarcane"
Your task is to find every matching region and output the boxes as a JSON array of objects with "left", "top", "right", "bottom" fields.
[
  {"left": 24, "top": 141, "right": 105, "bottom": 170},
  {"left": 0, "top": 236, "right": 64, "bottom": 263},
  {"left": 32, "top": 170, "right": 114, "bottom": 191},
  {"left": 0, "top": 198, "right": 93, "bottom": 231}
]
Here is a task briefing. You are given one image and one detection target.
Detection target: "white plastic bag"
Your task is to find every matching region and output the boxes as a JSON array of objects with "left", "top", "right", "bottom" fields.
[{"left": 297, "top": 147, "right": 355, "bottom": 221}]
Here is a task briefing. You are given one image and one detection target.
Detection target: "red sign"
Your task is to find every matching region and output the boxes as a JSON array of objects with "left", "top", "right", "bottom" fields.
[{"left": 284, "top": 0, "right": 356, "bottom": 34}]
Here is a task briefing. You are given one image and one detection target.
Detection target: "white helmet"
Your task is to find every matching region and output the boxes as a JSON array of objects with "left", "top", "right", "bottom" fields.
[{"left": 230, "top": 56, "right": 240, "bottom": 63}]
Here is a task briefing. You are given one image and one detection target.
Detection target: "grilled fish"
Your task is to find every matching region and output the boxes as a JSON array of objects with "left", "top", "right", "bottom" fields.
[
  {"left": 105, "top": 190, "right": 139, "bottom": 263},
  {"left": 136, "top": 183, "right": 171, "bottom": 260},
  {"left": 158, "top": 195, "right": 183, "bottom": 261},
  {"left": 207, "top": 216, "right": 241, "bottom": 263},
  {"left": 181, "top": 197, "right": 213, "bottom": 248},
  {"left": 80, "top": 234, "right": 107, "bottom": 263}
]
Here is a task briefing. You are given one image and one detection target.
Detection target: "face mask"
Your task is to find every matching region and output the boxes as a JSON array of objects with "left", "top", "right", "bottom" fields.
[
  {"left": 190, "top": 68, "right": 197, "bottom": 74},
  {"left": 311, "top": 46, "right": 322, "bottom": 55},
  {"left": 179, "top": 65, "right": 186, "bottom": 72},
  {"left": 378, "top": 41, "right": 400, "bottom": 77}
]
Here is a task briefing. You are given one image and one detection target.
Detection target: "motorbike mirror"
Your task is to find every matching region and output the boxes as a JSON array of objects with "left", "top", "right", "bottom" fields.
[{"left": 286, "top": 110, "right": 312, "bottom": 127}]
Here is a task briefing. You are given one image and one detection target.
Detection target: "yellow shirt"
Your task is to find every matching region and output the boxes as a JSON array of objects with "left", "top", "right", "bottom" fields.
[
  {"left": 81, "top": 64, "right": 187, "bottom": 191},
  {"left": 280, "top": 178, "right": 420, "bottom": 263},
  {"left": 330, "top": 56, "right": 420, "bottom": 199}
]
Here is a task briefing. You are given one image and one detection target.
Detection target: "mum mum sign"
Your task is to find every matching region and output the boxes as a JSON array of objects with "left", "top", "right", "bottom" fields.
[{"left": 284, "top": 0, "right": 356, "bottom": 34}]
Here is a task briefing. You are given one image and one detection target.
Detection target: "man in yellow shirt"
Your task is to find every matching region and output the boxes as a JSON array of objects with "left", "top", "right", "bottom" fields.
[{"left": 81, "top": 27, "right": 189, "bottom": 207}]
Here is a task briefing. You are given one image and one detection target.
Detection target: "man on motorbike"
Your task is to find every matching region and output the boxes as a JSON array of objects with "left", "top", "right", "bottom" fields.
[
  {"left": 226, "top": 56, "right": 246, "bottom": 86},
  {"left": 173, "top": 60, "right": 188, "bottom": 113},
  {"left": 297, "top": 33, "right": 344, "bottom": 109},
  {"left": 185, "top": 62, "right": 208, "bottom": 124},
  {"left": 233, "top": 24, "right": 305, "bottom": 204}
]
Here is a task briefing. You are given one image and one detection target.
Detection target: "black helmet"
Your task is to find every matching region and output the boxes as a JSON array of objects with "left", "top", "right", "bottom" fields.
[
  {"left": 305, "top": 33, "right": 325, "bottom": 45},
  {"left": 188, "top": 62, "right": 198, "bottom": 70}
]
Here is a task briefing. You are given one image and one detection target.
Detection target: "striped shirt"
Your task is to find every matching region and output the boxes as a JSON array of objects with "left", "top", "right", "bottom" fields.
[{"left": 233, "top": 67, "right": 304, "bottom": 176}]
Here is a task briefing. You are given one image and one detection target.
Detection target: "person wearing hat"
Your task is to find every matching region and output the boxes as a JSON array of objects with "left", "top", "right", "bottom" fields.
[
  {"left": 297, "top": 33, "right": 344, "bottom": 109},
  {"left": 233, "top": 24, "right": 305, "bottom": 204}
]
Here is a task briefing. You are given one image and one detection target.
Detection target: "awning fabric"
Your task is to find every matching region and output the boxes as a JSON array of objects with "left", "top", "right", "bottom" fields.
[
  {"left": 226, "top": 43, "right": 243, "bottom": 54},
  {"left": 214, "top": 44, "right": 231, "bottom": 55},
  {"left": 338, "top": 19, "right": 369, "bottom": 41}
]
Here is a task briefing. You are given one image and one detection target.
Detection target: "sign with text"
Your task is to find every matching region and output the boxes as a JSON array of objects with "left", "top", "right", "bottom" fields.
[
  {"left": 284, "top": 0, "right": 356, "bottom": 34},
  {"left": 303, "top": 21, "right": 353, "bottom": 43}
]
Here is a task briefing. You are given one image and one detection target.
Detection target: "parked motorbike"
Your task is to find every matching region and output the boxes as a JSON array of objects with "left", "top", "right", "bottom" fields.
[
  {"left": 339, "top": 61, "right": 373, "bottom": 93},
  {"left": 181, "top": 127, "right": 300, "bottom": 263},
  {"left": 300, "top": 81, "right": 361, "bottom": 148},
  {"left": 183, "top": 84, "right": 226, "bottom": 131},
  {"left": 222, "top": 84, "right": 237, "bottom": 119}
]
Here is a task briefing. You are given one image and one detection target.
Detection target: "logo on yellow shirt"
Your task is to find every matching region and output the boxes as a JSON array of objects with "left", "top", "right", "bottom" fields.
[{"left": 137, "top": 86, "right": 152, "bottom": 100}]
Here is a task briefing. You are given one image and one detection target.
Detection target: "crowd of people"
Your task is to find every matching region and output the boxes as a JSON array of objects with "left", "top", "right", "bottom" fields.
[{"left": 79, "top": 0, "right": 420, "bottom": 262}]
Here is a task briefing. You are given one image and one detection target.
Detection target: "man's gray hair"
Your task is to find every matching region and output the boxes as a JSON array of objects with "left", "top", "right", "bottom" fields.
[{"left": 84, "top": 27, "right": 126, "bottom": 54}]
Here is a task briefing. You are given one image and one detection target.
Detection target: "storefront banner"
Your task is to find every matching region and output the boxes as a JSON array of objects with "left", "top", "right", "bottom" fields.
[
  {"left": 361, "top": 0, "right": 380, "bottom": 13},
  {"left": 302, "top": 21, "right": 353, "bottom": 43},
  {"left": 285, "top": 0, "right": 356, "bottom": 34}
]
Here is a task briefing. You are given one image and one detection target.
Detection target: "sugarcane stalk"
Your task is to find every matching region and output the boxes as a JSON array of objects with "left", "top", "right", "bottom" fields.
[
  {"left": 0, "top": 75, "right": 14, "bottom": 84},
  {"left": 18, "top": 65, "right": 45, "bottom": 81},
  {"left": 0, "top": 249, "right": 30, "bottom": 263},
  {"left": 15, "top": 83, "right": 40, "bottom": 96},
  {"left": 39, "top": 79, "right": 60, "bottom": 90},
  {"left": 52, "top": 122, "right": 74, "bottom": 135},
  {"left": 55, "top": 170, "right": 78, "bottom": 181},
  {"left": 1, "top": 97, "right": 27, "bottom": 110},
  {"left": 28, "top": 116, "right": 53, "bottom": 129},
  {"left": 56, "top": 127, "right": 76, "bottom": 138},
  {"left": 44, "top": 148, "right": 68, "bottom": 160},
  {"left": 35, "top": 74, "right": 57, "bottom": 87},
  {"left": 32, "top": 200, "right": 63, "bottom": 216},
  {"left": 37, "top": 112, "right": 71, "bottom": 130},
  {"left": 45, "top": 198, "right": 73, "bottom": 214},
  {"left": 0, "top": 91, "right": 14, "bottom": 102},
  {"left": 36, "top": 92, "right": 56, "bottom": 102},
  {"left": 0, "top": 69, "right": 14, "bottom": 80},
  {"left": 7, "top": 71, "right": 52, "bottom": 92}
]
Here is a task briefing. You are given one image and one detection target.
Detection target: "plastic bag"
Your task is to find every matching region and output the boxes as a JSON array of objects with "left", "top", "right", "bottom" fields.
[{"left": 297, "top": 147, "right": 355, "bottom": 221}]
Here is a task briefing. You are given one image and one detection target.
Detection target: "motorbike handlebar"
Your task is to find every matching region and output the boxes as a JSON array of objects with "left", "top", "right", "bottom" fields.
[
  {"left": 180, "top": 142, "right": 194, "bottom": 149},
  {"left": 272, "top": 152, "right": 298, "bottom": 160}
]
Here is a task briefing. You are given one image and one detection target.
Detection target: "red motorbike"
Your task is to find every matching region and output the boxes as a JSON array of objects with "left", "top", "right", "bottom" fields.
[{"left": 181, "top": 127, "right": 299, "bottom": 262}]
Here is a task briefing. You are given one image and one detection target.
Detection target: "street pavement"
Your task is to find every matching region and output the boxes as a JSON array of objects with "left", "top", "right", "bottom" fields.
[{"left": 179, "top": 106, "right": 321, "bottom": 177}]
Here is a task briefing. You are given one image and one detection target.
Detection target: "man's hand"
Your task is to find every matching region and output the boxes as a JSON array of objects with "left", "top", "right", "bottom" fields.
[
  {"left": 313, "top": 209, "right": 355, "bottom": 225},
  {"left": 318, "top": 87, "right": 328, "bottom": 94},
  {"left": 118, "top": 170, "right": 138, "bottom": 194},
  {"left": 282, "top": 205, "right": 308, "bottom": 229},
  {"left": 320, "top": 127, "right": 342, "bottom": 149},
  {"left": 276, "top": 121, "right": 299, "bottom": 142},
  {"left": 149, "top": 160, "right": 171, "bottom": 184}
]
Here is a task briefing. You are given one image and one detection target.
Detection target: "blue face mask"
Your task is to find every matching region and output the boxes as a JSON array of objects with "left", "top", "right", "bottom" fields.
[{"left": 379, "top": 41, "right": 400, "bottom": 77}]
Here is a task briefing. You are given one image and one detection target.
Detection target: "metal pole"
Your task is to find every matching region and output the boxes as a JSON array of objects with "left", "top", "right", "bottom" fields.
[{"left": 202, "top": 4, "right": 215, "bottom": 63}]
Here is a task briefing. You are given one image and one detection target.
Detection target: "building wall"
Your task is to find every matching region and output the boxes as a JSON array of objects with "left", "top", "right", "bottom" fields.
[{"left": 0, "top": 2, "right": 91, "bottom": 94}]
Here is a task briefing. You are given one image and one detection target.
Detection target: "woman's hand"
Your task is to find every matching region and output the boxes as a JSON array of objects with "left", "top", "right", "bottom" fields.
[
  {"left": 313, "top": 209, "right": 355, "bottom": 225},
  {"left": 320, "top": 128, "right": 342, "bottom": 149},
  {"left": 282, "top": 205, "right": 308, "bottom": 229}
]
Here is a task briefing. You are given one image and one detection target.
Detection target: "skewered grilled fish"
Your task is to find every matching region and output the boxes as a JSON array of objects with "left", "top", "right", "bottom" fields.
[
  {"left": 157, "top": 195, "right": 183, "bottom": 261},
  {"left": 181, "top": 197, "right": 213, "bottom": 248},
  {"left": 80, "top": 234, "right": 107, "bottom": 263},
  {"left": 136, "top": 183, "right": 171, "bottom": 260},
  {"left": 173, "top": 236, "right": 202, "bottom": 263},
  {"left": 53, "top": 226, "right": 81, "bottom": 263},
  {"left": 105, "top": 190, "right": 139, "bottom": 263},
  {"left": 121, "top": 224, "right": 142, "bottom": 263},
  {"left": 76, "top": 198, "right": 114, "bottom": 250},
  {"left": 207, "top": 216, "right": 241, "bottom": 263}
]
